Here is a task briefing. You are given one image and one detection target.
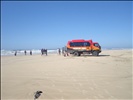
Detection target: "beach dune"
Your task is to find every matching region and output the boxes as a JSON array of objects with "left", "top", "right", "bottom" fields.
[{"left": 1, "top": 49, "right": 132, "bottom": 100}]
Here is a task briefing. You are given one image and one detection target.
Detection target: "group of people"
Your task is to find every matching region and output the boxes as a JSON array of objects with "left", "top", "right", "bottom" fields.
[
  {"left": 58, "top": 48, "right": 69, "bottom": 57},
  {"left": 41, "top": 48, "right": 47, "bottom": 56},
  {"left": 14, "top": 50, "right": 32, "bottom": 56},
  {"left": 62, "top": 50, "right": 69, "bottom": 57},
  {"left": 24, "top": 50, "right": 32, "bottom": 55},
  {"left": 14, "top": 48, "right": 69, "bottom": 57}
]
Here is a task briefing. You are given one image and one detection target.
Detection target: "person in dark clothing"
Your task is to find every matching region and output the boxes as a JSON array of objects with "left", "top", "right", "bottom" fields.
[
  {"left": 43, "top": 49, "right": 45, "bottom": 55},
  {"left": 24, "top": 50, "right": 27, "bottom": 55},
  {"left": 41, "top": 49, "right": 44, "bottom": 55},
  {"left": 44, "top": 49, "right": 46, "bottom": 53},
  {"left": 58, "top": 48, "right": 61, "bottom": 55},
  {"left": 14, "top": 51, "right": 17, "bottom": 56},
  {"left": 45, "top": 49, "right": 47, "bottom": 56},
  {"left": 30, "top": 50, "right": 32, "bottom": 55}
]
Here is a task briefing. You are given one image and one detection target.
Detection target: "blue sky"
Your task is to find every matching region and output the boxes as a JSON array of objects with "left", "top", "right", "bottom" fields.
[{"left": 1, "top": 1, "right": 132, "bottom": 50}]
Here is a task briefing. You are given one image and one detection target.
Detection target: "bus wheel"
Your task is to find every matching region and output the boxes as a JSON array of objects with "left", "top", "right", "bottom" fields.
[
  {"left": 74, "top": 52, "right": 79, "bottom": 56},
  {"left": 92, "top": 51, "right": 99, "bottom": 56},
  {"left": 78, "top": 53, "right": 81, "bottom": 56}
]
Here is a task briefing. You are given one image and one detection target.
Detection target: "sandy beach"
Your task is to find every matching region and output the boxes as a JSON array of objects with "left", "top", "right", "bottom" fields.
[{"left": 1, "top": 49, "right": 132, "bottom": 100}]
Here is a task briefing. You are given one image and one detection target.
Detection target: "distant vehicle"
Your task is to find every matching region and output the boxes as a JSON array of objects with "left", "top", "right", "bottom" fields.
[{"left": 66, "top": 39, "right": 101, "bottom": 56}]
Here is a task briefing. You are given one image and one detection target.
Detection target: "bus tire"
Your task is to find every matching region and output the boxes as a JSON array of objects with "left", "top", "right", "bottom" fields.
[
  {"left": 78, "top": 53, "right": 81, "bottom": 56},
  {"left": 74, "top": 52, "right": 79, "bottom": 56},
  {"left": 92, "top": 51, "right": 99, "bottom": 56}
]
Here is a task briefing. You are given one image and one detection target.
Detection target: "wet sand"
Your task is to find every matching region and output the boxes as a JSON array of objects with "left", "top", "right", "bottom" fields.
[{"left": 1, "top": 49, "right": 132, "bottom": 100}]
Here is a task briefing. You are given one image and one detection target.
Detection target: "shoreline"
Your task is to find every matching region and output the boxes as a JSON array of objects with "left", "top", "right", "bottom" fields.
[{"left": 1, "top": 49, "right": 132, "bottom": 57}]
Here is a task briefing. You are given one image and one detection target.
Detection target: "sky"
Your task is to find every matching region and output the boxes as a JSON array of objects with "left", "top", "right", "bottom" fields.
[{"left": 1, "top": 1, "right": 132, "bottom": 50}]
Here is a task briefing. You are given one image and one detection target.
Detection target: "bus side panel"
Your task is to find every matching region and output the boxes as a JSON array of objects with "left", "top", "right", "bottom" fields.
[{"left": 67, "top": 46, "right": 92, "bottom": 54}]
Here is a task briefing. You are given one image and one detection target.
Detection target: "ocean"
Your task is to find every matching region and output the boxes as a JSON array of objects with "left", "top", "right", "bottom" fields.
[{"left": 1, "top": 49, "right": 59, "bottom": 56}]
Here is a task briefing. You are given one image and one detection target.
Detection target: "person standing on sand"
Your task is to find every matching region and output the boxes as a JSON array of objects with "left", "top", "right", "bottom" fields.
[
  {"left": 41, "top": 49, "right": 44, "bottom": 55},
  {"left": 45, "top": 49, "right": 47, "bottom": 56},
  {"left": 24, "top": 50, "right": 27, "bottom": 55},
  {"left": 58, "top": 48, "right": 61, "bottom": 55},
  {"left": 43, "top": 49, "right": 46, "bottom": 55},
  {"left": 30, "top": 50, "right": 32, "bottom": 55},
  {"left": 14, "top": 51, "right": 17, "bottom": 56},
  {"left": 62, "top": 47, "right": 64, "bottom": 55},
  {"left": 63, "top": 46, "right": 69, "bottom": 57}
]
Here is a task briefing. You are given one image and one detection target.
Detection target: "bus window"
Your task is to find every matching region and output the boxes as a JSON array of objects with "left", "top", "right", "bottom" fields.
[
  {"left": 94, "top": 43, "right": 99, "bottom": 47},
  {"left": 70, "top": 42, "right": 90, "bottom": 47}
]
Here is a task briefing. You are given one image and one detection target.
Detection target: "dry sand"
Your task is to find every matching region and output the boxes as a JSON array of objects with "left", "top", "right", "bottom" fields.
[{"left": 1, "top": 49, "right": 132, "bottom": 100}]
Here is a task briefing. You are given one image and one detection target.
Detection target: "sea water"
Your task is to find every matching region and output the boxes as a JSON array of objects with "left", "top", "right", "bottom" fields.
[{"left": 1, "top": 49, "right": 59, "bottom": 56}]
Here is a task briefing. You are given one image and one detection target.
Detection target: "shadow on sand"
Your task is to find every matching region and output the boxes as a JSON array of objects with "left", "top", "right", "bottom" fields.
[
  {"left": 80, "top": 54, "right": 110, "bottom": 57},
  {"left": 98, "top": 54, "right": 110, "bottom": 57}
]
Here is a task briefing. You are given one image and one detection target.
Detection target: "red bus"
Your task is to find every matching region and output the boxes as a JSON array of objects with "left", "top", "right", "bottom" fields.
[{"left": 66, "top": 39, "right": 101, "bottom": 56}]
